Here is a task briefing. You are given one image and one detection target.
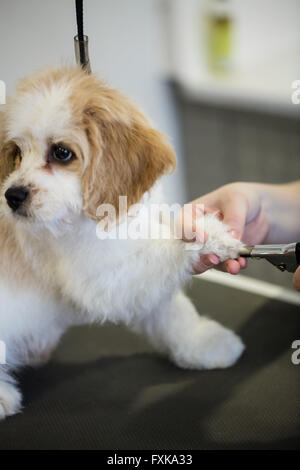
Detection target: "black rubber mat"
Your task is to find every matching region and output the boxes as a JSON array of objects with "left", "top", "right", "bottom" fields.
[{"left": 0, "top": 278, "right": 299, "bottom": 450}]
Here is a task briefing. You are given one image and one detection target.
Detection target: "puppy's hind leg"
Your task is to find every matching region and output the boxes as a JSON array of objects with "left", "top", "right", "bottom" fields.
[
  {"left": 0, "top": 367, "right": 22, "bottom": 420},
  {"left": 139, "top": 291, "right": 244, "bottom": 370}
]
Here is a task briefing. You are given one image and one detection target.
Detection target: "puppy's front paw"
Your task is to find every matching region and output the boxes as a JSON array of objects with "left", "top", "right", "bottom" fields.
[
  {"left": 183, "top": 212, "right": 243, "bottom": 263},
  {"left": 0, "top": 381, "right": 22, "bottom": 420},
  {"left": 172, "top": 319, "right": 245, "bottom": 370},
  {"left": 200, "top": 213, "right": 243, "bottom": 261}
]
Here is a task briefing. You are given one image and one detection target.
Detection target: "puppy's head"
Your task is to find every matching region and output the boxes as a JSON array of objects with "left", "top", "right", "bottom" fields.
[{"left": 0, "top": 67, "right": 175, "bottom": 228}]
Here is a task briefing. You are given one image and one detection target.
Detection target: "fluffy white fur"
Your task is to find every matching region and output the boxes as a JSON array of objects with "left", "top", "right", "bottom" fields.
[{"left": 0, "top": 67, "right": 244, "bottom": 419}]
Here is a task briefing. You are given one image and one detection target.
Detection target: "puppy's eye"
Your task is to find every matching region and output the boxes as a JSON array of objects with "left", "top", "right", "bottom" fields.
[
  {"left": 51, "top": 145, "right": 74, "bottom": 163},
  {"left": 12, "top": 145, "right": 22, "bottom": 167},
  {"left": 13, "top": 145, "right": 21, "bottom": 159}
]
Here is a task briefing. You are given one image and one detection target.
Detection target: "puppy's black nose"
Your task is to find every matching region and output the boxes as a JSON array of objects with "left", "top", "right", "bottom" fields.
[{"left": 5, "top": 186, "right": 29, "bottom": 211}]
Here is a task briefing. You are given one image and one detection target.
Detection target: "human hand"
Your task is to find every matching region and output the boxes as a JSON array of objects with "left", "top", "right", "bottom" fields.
[
  {"left": 293, "top": 266, "right": 300, "bottom": 292},
  {"left": 177, "top": 182, "right": 270, "bottom": 275}
]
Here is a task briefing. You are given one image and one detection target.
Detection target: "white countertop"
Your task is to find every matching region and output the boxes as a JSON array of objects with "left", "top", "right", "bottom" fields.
[{"left": 173, "top": 52, "right": 300, "bottom": 118}]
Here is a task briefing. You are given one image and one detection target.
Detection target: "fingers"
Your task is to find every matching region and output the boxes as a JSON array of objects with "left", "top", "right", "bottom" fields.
[
  {"left": 238, "top": 257, "right": 247, "bottom": 269},
  {"left": 216, "top": 257, "right": 247, "bottom": 275},
  {"left": 193, "top": 255, "right": 247, "bottom": 275},
  {"left": 242, "top": 210, "right": 270, "bottom": 245},
  {"left": 192, "top": 254, "right": 219, "bottom": 274},
  {"left": 292, "top": 266, "right": 300, "bottom": 292},
  {"left": 221, "top": 195, "right": 248, "bottom": 241},
  {"left": 226, "top": 259, "right": 242, "bottom": 274},
  {"left": 176, "top": 203, "right": 206, "bottom": 244}
]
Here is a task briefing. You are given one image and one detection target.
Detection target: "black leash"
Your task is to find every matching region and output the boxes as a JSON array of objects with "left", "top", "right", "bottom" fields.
[
  {"left": 75, "top": 0, "right": 84, "bottom": 42},
  {"left": 74, "top": 0, "right": 91, "bottom": 72}
]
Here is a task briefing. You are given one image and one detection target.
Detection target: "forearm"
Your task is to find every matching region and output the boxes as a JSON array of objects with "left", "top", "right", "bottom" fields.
[{"left": 258, "top": 181, "right": 300, "bottom": 243}]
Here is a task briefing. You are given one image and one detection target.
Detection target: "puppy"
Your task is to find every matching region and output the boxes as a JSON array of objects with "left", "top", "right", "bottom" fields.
[{"left": 0, "top": 67, "right": 244, "bottom": 419}]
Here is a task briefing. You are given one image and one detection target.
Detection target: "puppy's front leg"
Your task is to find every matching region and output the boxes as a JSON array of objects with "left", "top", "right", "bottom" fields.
[
  {"left": 0, "top": 368, "right": 22, "bottom": 420},
  {"left": 137, "top": 291, "right": 244, "bottom": 370}
]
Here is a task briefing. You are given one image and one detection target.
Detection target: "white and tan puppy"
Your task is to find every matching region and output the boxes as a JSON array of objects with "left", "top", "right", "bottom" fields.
[{"left": 0, "top": 67, "right": 244, "bottom": 419}]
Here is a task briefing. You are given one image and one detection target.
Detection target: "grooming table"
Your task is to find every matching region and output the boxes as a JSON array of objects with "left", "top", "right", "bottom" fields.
[{"left": 0, "top": 277, "right": 299, "bottom": 450}]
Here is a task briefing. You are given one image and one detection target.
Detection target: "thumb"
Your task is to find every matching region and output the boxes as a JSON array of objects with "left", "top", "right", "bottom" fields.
[{"left": 221, "top": 197, "right": 248, "bottom": 240}]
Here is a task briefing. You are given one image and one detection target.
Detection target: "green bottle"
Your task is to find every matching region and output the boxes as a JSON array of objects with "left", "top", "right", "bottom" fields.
[{"left": 206, "top": 0, "right": 233, "bottom": 74}]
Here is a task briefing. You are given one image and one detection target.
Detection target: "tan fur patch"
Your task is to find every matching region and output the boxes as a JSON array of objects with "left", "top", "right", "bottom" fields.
[
  {"left": 0, "top": 218, "right": 38, "bottom": 288},
  {"left": 59, "top": 68, "right": 177, "bottom": 220},
  {"left": 81, "top": 115, "right": 176, "bottom": 220}
]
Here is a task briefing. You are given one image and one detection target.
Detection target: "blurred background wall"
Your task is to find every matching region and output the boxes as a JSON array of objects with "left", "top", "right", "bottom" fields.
[{"left": 0, "top": 0, "right": 300, "bottom": 289}]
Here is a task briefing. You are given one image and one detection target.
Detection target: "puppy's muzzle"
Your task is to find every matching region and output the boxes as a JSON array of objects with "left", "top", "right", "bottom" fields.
[{"left": 5, "top": 186, "right": 29, "bottom": 212}]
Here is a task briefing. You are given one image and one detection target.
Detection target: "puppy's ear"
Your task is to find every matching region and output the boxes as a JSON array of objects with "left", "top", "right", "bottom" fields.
[
  {"left": 81, "top": 104, "right": 176, "bottom": 220},
  {"left": 0, "top": 111, "right": 12, "bottom": 184}
]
